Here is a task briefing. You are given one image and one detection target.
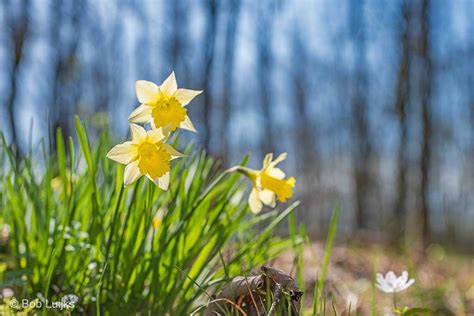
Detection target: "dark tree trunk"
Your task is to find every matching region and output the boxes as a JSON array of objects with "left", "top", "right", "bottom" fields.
[
  {"left": 291, "top": 25, "right": 319, "bottom": 225},
  {"left": 202, "top": 0, "right": 218, "bottom": 151},
  {"left": 4, "top": 0, "right": 30, "bottom": 156},
  {"left": 221, "top": 0, "right": 241, "bottom": 161},
  {"left": 393, "top": 0, "right": 411, "bottom": 245},
  {"left": 257, "top": 2, "right": 277, "bottom": 155},
  {"left": 419, "top": 0, "right": 433, "bottom": 250},
  {"left": 167, "top": 0, "right": 188, "bottom": 80},
  {"left": 349, "top": 0, "right": 372, "bottom": 230},
  {"left": 50, "top": 0, "right": 83, "bottom": 152}
]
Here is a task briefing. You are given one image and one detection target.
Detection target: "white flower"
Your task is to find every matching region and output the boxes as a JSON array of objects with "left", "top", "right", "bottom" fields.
[
  {"left": 88, "top": 262, "right": 98, "bottom": 270},
  {"left": 376, "top": 271, "right": 415, "bottom": 293},
  {"left": 65, "top": 245, "right": 75, "bottom": 252},
  {"left": 62, "top": 294, "right": 79, "bottom": 305},
  {"left": 2, "top": 287, "right": 14, "bottom": 298},
  {"left": 346, "top": 292, "right": 358, "bottom": 309}
]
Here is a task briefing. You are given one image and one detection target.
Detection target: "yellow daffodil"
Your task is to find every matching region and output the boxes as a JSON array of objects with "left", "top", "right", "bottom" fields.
[
  {"left": 51, "top": 169, "right": 77, "bottom": 193},
  {"left": 129, "top": 72, "right": 202, "bottom": 132},
  {"left": 152, "top": 216, "right": 161, "bottom": 230},
  {"left": 106, "top": 124, "right": 184, "bottom": 189},
  {"left": 237, "top": 153, "right": 296, "bottom": 213},
  {"left": 152, "top": 209, "right": 165, "bottom": 230}
]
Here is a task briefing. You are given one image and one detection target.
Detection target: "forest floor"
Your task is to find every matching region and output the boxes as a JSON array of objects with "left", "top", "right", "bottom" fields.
[{"left": 273, "top": 242, "right": 474, "bottom": 315}]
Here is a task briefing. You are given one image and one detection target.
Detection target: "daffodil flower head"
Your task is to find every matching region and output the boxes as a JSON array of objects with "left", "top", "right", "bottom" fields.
[
  {"left": 238, "top": 152, "right": 296, "bottom": 214},
  {"left": 129, "top": 72, "right": 202, "bottom": 133},
  {"left": 375, "top": 271, "right": 415, "bottom": 293},
  {"left": 106, "top": 124, "right": 185, "bottom": 189}
]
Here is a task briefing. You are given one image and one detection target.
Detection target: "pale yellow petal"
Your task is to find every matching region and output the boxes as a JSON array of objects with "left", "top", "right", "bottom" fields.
[
  {"left": 268, "top": 152, "right": 287, "bottom": 168},
  {"left": 255, "top": 175, "right": 263, "bottom": 190},
  {"left": 130, "top": 124, "right": 147, "bottom": 143},
  {"left": 123, "top": 161, "right": 142, "bottom": 186},
  {"left": 161, "top": 143, "right": 185, "bottom": 160},
  {"left": 153, "top": 172, "right": 170, "bottom": 190},
  {"left": 259, "top": 189, "right": 276, "bottom": 207},
  {"left": 249, "top": 188, "right": 263, "bottom": 214},
  {"left": 106, "top": 142, "right": 136, "bottom": 164},
  {"left": 263, "top": 153, "right": 273, "bottom": 169},
  {"left": 179, "top": 115, "right": 197, "bottom": 133},
  {"left": 136, "top": 80, "right": 159, "bottom": 104},
  {"left": 267, "top": 167, "right": 285, "bottom": 179},
  {"left": 146, "top": 128, "right": 166, "bottom": 143},
  {"left": 159, "top": 71, "right": 177, "bottom": 96},
  {"left": 173, "top": 88, "right": 202, "bottom": 106},
  {"left": 128, "top": 104, "right": 152, "bottom": 123}
]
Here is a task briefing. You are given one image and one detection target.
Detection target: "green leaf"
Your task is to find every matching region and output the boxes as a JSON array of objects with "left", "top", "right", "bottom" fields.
[{"left": 403, "top": 307, "right": 432, "bottom": 315}]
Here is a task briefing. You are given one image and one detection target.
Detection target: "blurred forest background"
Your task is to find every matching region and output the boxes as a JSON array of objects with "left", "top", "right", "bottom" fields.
[{"left": 1, "top": 0, "right": 473, "bottom": 252}]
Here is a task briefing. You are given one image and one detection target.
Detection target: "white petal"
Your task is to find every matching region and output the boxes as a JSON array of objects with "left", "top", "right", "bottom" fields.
[
  {"left": 255, "top": 175, "right": 263, "bottom": 190},
  {"left": 130, "top": 124, "right": 147, "bottom": 143},
  {"left": 180, "top": 115, "right": 197, "bottom": 133},
  {"left": 248, "top": 188, "right": 263, "bottom": 214},
  {"left": 123, "top": 161, "right": 142, "bottom": 186},
  {"left": 259, "top": 189, "right": 276, "bottom": 207},
  {"left": 147, "top": 128, "right": 166, "bottom": 143},
  {"left": 149, "top": 121, "right": 171, "bottom": 138},
  {"left": 375, "top": 274, "right": 386, "bottom": 288},
  {"left": 161, "top": 143, "right": 185, "bottom": 160},
  {"left": 173, "top": 88, "right": 202, "bottom": 106},
  {"left": 386, "top": 271, "right": 397, "bottom": 288},
  {"left": 398, "top": 271, "right": 408, "bottom": 287},
  {"left": 268, "top": 152, "right": 288, "bottom": 168},
  {"left": 375, "top": 283, "right": 384, "bottom": 293},
  {"left": 106, "top": 142, "right": 136, "bottom": 164},
  {"left": 375, "top": 283, "right": 389, "bottom": 293},
  {"left": 160, "top": 71, "right": 177, "bottom": 96},
  {"left": 129, "top": 104, "right": 152, "bottom": 123},
  {"left": 263, "top": 153, "right": 273, "bottom": 168},
  {"left": 398, "top": 279, "right": 415, "bottom": 292},
  {"left": 267, "top": 167, "right": 286, "bottom": 179},
  {"left": 136, "top": 80, "right": 159, "bottom": 104},
  {"left": 153, "top": 172, "right": 170, "bottom": 190}
]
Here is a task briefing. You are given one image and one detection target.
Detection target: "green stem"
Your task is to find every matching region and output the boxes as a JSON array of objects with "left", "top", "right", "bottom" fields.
[
  {"left": 103, "top": 185, "right": 125, "bottom": 291},
  {"left": 104, "top": 186, "right": 125, "bottom": 259},
  {"left": 193, "top": 166, "right": 238, "bottom": 208}
]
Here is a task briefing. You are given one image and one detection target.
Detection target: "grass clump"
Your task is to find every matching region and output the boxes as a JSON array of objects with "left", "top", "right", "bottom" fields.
[{"left": 0, "top": 118, "right": 302, "bottom": 315}]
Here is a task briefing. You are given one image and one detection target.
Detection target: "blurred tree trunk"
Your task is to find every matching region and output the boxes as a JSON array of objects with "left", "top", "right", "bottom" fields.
[
  {"left": 257, "top": 1, "right": 277, "bottom": 155},
  {"left": 50, "top": 0, "right": 83, "bottom": 150},
  {"left": 103, "top": 0, "right": 126, "bottom": 117},
  {"left": 349, "top": 0, "right": 372, "bottom": 230},
  {"left": 466, "top": 6, "right": 474, "bottom": 204},
  {"left": 392, "top": 0, "right": 411, "bottom": 245},
  {"left": 291, "top": 24, "right": 319, "bottom": 225},
  {"left": 419, "top": 0, "right": 433, "bottom": 250},
  {"left": 134, "top": 0, "right": 152, "bottom": 79},
  {"left": 4, "top": 0, "right": 30, "bottom": 155},
  {"left": 221, "top": 0, "right": 241, "bottom": 161},
  {"left": 202, "top": 0, "right": 218, "bottom": 151},
  {"left": 167, "top": 0, "right": 188, "bottom": 80}
]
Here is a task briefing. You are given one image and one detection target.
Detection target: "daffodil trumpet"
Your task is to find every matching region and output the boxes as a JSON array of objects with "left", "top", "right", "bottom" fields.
[
  {"left": 129, "top": 72, "right": 202, "bottom": 133},
  {"left": 106, "top": 124, "right": 185, "bottom": 189},
  {"left": 235, "top": 153, "right": 296, "bottom": 214}
]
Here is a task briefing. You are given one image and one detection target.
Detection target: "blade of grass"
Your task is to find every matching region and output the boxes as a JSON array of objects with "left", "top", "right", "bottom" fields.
[{"left": 315, "top": 204, "right": 340, "bottom": 314}]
